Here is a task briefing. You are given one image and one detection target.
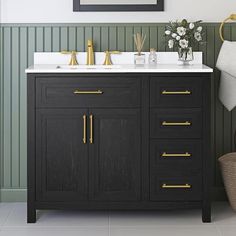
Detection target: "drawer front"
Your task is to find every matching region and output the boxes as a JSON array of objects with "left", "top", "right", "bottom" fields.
[
  {"left": 150, "top": 170, "right": 202, "bottom": 201},
  {"left": 150, "top": 77, "right": 202, "bottom": 108},
  {"left": 150, "top": 109, "right": 202, "bottom": 139},
  {"left": 150, "top": 140, "right": 202, "bottom": 168},
  {"left": 36, "top": 76, "right": 141, "bottom": 108}
]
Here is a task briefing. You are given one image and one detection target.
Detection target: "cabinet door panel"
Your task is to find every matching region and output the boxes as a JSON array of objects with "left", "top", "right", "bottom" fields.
[
  {"left": 89, "top": 109, "right": 141, "bottom": 201},
  {"left": 36, "top": 109, "right": 88, "bottom": 201}
]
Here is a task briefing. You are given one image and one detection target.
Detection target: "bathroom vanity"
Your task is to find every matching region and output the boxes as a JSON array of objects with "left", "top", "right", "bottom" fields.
[{"left": 26, "top": 53, "right": 213, "bottom": 223}]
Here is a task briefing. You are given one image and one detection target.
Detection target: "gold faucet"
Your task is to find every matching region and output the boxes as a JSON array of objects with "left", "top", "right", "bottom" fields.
[
  {"left": 103, "top": 51, "right": 121, "bottom": 65},
  {"left": 61, "top": 50, "right": 79, "bottom": 66},
  {"left": 87, "top": 40, "right": 95, "bottom": 65}
]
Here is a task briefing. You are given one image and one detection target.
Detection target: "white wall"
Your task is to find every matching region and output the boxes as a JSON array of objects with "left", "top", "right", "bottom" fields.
[{"left": 0, "top": 0, "right": 236, "bottom": 23}]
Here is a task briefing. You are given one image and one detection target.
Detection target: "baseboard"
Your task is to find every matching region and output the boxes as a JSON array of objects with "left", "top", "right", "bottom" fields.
[
  {"left": 0, "top": 189, "right": 27, "bottom": 202},
  {"left": 0, "top": 187, "right": 227, "bottom": 202}
]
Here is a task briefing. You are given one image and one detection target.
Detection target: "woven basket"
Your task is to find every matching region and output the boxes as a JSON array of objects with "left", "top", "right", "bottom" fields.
[{"left": 219, "top": 152, "right": 236, "bottom": 211}]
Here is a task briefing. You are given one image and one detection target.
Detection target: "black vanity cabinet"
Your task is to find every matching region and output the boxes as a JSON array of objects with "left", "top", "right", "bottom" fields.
[{"left": 27, "top": 73, "right": 212, "bottom": 223}]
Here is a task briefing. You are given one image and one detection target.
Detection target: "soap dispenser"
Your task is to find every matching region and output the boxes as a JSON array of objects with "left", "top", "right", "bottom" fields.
[{"left": 148, "top": 48, "right": 157, "bottom": 65}]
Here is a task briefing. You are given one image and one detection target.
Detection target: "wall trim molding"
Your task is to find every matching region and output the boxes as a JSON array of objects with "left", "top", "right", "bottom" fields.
[
  {"left": 0, "top": 22, "right": 227, "bottom": 27},
  {"left": 0, "top": 189, "right": 27, "bottom": 202}
]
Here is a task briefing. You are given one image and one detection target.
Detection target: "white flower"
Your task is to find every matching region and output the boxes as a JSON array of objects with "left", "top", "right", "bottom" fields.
[
  {"left": 194, "top": 32, "right": 202, "bottom": 41},
  {"left": 168, "top": 39, "right": 174, "bottom": 49},
  {"left": 197, "top": 26, "right": 203, "bottom": 32},
  {"left": 165, "top": 30, "right": 171, "bottom": 35},
  {"left": 176, "top": 36, "right": 181, "bottom": 41},
  {"left": 172, "top": 33, "right": 177, "bottom": 38},
  {"left": 177, "top": 27, "right": 186, "bottom": 36},
  {"left": 189, "top": 23, "right": 195, "bottom": 29},
  {"left": 179, "top": 39, "right": 189, "bottom": 49}
]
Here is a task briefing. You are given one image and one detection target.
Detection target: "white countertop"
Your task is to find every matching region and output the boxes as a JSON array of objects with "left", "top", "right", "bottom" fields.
[{"left": 25, "top": 64, "right": 213, "bottom": 74}]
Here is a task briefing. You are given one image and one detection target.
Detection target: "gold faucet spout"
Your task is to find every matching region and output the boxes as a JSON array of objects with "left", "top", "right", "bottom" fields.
[{"left": 87, "top": 40, "right": 95, "bottom": 65}]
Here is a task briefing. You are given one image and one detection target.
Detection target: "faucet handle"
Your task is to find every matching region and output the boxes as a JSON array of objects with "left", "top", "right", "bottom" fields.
[
  {"left": 61, "top": 50, "right": 79, "bottom": 66},
  {"left": 103, "top": 50, "right": 121, "bottom": 65}
]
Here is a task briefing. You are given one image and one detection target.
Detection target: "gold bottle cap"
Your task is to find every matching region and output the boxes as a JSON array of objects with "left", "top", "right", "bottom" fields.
[{"left": 150, "top": 48, "right": 156, "bottom": 52}]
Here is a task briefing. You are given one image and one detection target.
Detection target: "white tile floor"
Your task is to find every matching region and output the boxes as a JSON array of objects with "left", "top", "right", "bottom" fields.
[{"left": 0, "top": 202, "right": 236, "bottom": 236}]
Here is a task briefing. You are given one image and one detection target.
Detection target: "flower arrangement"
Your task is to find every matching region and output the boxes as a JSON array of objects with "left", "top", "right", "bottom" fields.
[{"left": 165, "top": 19, "right": 203, "bottom": 62}]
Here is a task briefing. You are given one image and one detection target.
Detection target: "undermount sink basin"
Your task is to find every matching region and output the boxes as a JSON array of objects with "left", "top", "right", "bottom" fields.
[{"left": 56, "top": 65, "right": 121, "bottom": 70}]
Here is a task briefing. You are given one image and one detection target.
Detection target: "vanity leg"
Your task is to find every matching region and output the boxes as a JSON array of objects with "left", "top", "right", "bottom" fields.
[
  {"left": 202, "top": 204, "right": 211, "bottom": 223},
  {"left": 27, "top": 206, "right": 36, "bottom": 223}
]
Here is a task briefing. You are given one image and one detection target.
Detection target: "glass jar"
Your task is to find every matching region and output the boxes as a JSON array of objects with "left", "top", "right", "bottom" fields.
[
  {"left": 148, "top": 48, "right": 157, "bottom": 65},
  {"left": 178, "top": 47, "right": 194, "bottom": 65},
  {"left": 134, "top": 53, "right": 145, "bottom": 65}
]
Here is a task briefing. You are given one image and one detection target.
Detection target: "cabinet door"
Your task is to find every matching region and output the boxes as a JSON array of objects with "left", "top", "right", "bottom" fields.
[
  {"left": 89, "top": 109, "right": 141, "bottom": 201},
  {"left": 36, "top": 109, "right": 88, "bottom": 201}
]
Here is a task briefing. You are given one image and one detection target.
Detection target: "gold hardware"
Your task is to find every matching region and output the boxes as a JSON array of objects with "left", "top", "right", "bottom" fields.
[
  {"left": 162, "top": 121, "right": 191, "bottom": 126},
  {"left": 74, "top": 89, "right": 103, "bottom": 95},
  {"left": 162, "top": 184, "right": 192, "bottom": 189},
  {"left": 162, "top": 90, "right": 191, "bottom": 95},
  {"left": 162, "top": 152, "right": 191, "bottom": 158},
  {"left": 61, "top": 50, "right": 79, "bottom": 66},
  {"left": 103, "top": 51, "right": 121, "bottom": 65},
  {"left": 220, "top": 14, "right": 236, "bottom": 41},
  {"left": 83, "top": 115, "right": 87, "bottom": 144},
  {"left": 89, "top": 115, "right": 93, "bottom": 144},
  {"left": 87, "top": 40, "right": 95, "bottom": 65}
]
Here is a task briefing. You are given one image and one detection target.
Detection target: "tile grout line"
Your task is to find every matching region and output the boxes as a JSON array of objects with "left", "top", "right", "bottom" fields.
[
  {"left": 0, "top": 203, "right": 15, "bottom": 228},
  {"left": 214, "top": 224, "right": 223, "bottom": 236},
  {"left": 108, "top": 211, "right": 110, "bottom": 236}
]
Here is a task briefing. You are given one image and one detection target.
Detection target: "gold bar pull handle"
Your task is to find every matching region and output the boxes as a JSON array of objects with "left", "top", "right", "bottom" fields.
[
  {"left": 162, "top": 184, "right": 192, "bottom": 189},
  {"left": 83, "top": 115, "right": 87, "bottom": 144},
  {"left": 89, "top": 115, "right": 93, "bottom": 144},
  {"left": 162, "top": 121, "right": 191, "bottom": 126},
  {"left": 74, "top": 89, "right": 103, "bottom": 95},
  {"left": 162, "top": 152, "right": 191, "bottom": 158},
  {"left": 162, "top": 90, "right": 191, "bottom": 95}
]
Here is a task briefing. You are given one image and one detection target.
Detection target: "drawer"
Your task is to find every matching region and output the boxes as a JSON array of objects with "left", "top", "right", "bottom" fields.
[
  {"left": 150, "top": 140, "right": 202, "bottom": 168},
  {"left": 150, "top": 108, "right": 202, "bottom": 139},
  {"left": 36, "top": 76, "right": 141, "bottom": 108},
  {"left": 150, "top": 170, "right": 202, "bottom": 201},
  {"left": 150, "top": 77, "right": 202, "bottom": 108}
]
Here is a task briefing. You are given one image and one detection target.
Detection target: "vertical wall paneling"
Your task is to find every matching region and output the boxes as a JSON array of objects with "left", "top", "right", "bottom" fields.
[
  {"left": 101, "top": 27, "right": 109, "bottom": 52},
  {"left": 0, "top": 23, "right": 235, "bottom": 200},
  {"left": 19, "top": 27, "right": 27, "bottom": 188},
  {"left": 11, "top": 27, "right": 20, "bottom": 187},
  {"left": 0, "top": 26, "right": 3, "bottom": 191},
  {"left": 52, "top": 27, "right": 60, "bottom": 52},
  {"left": 125, "top": 26, "right": 134, "bottom": 52},
  {"left": 44, "top": 27, "right": 52, "bottom": 52},
  {"left": 157, "top": 25, "right": 165, "bottom": 51},
  {"left": 60, "top": 27, "right": 68, "bottom": 51},
  {"left": 3, "top": 27, "right": 12, "bottom": 188},
  {"left": 68, "top": 27, "right": 76, "bottom": 51},
  {"left": 117, "top": 26, "right": 125, "bottom": 51},
  {"left": 93, "top": 27, "right": 101, "bottom": 52},
  {"left": 76, "top": 27, "right": 85, "bottom": 52},
  {"left": 109, "top": 27, "right": 117, "bottom": 51}
]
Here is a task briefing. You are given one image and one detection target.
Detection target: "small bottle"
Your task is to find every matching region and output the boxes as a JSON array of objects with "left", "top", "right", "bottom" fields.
[{"left": 148, "top": 48, "right": 157, "bottom": 65}]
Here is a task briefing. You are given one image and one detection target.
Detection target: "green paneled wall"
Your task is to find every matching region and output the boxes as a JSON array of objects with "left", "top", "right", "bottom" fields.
[{"left": 0, "top": 23, "right": 235, "bottom": 201}]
